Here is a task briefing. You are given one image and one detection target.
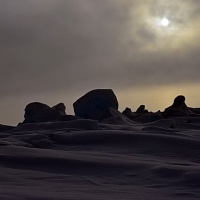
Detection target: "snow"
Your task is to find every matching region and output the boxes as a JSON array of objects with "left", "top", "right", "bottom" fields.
[{"left": 0, "top": 115, "right": 200, "bottom": 199}]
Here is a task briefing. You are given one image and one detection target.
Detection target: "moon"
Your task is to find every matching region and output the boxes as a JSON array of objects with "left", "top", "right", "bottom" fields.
[
  {"left": 161, "top": 18, "right": 169, "bottom": 27},
  {"left": 154, "top": 17, "right": 170, "bottom": 28}
]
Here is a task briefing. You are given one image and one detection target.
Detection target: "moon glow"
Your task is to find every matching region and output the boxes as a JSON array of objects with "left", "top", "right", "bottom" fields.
[{"left": 160, "top": 18, "right": 169, "bottom": 27}]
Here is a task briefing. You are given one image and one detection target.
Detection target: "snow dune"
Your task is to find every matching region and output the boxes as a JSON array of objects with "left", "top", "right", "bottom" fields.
[{"left": 0, "top": 115, "right": 200, "bottom": 200}]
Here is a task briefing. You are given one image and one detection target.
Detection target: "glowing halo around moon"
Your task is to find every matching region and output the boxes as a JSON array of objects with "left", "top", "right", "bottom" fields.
[
  {"left": 156, "top": 17, "right": 170, "bottom": 27},
  {"left": 156, "top": 18, "right": 170, "bottom": 27},
  {"left": 141, "top": 1, "right": 198, "bottom": 51},
  {"left": 161, "top": 18, "right": 169, "bottom": 26}
]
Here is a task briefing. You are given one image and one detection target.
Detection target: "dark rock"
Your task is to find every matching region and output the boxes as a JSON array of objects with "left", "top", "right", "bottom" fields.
[
  {"left": 122, "top": 107, "right": 132, "bottom": 116},
  {"left": 100, "top": 107, "right": 124, "bottom": 120},
  {"left": 133, "top": 112, "right": 163, "bottom": 123},
  {"left": 123, "top": 107, "right": 132, "bottom": 113},
  {"left": 73, "top": 89, "right": 118, "bottom": 120},
  {"left": 100, "top": 107, "right": 140, "bottom": 126},
  {"left": 0, "top": 124, "right": 15, "bottom": 132},
  {"left": 163, "top": 95, "right": 192, "bottom": 117},
  {"left": 136, "top": 105, "right": 149, "bottom": 114},
  {"left": 122, "top": 107, "right": 137, "bottom": 120},
  {"left": 23, "top": 102, "right": 62, "bottom": 123},
  {"left": 189, "top": 107, "right": 200, "bottom": 114},
  {"left": 59, "top": 115, "right": 80, "bottom": 121},
  {"left": 52, "top": 103, "right": 66, "bottom": 115},
  {"left": 21, "top": 102, "right": 78, "bottom": 124},
  {"left": 173, "top": 95, "right": 186, "bottom": 107}
]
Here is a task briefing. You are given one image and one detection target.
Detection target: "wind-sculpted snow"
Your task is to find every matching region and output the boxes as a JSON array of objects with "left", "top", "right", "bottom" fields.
[{"left": 0, "top": 116, "right": 200, "bottom": 199}]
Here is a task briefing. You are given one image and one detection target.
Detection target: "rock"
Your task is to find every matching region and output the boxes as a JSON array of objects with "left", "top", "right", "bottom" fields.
[
  {"left": 21, "top": 102, "right": 78, "bottom": 124},
  {"left": 52, "top": 103, "right": 66, "bottom": 115},
  {"left": 163, "top": 95, "right": 192, "bottom": 117},
  {"left": 0, "top": 124, "right": 15, "bottom": 132},
  {"left": 122, "top": 107, "right": 137, "bottom": 120},
  {"left": 122, "top": 107, "right": 132, "bottom": 116},
  {"left": 136, "top": 105, "right": 149, "bottom": 114},
  {"left": 133, "top": 112, "right": 163, "bottom": 123},
  {"left": 23, "top": 102, "right": 62, "bottom": 123},
  {"left": 100, "top": 107, "right": 140, "bottom": 126},
  {"left": 189, "top": 107, "right": 200, "bottom": 114},
  {"left": 100, "top": 107, "right": 125, "bottom": 120},
  {"left": 73, "top": 89, "right": 118, "bottom": 120},
  {"left": 173, "top": 95, "right": 186, "bottom": 107},
  {"left": 58, "top": 115, "right": 80, "bottom": 121}
]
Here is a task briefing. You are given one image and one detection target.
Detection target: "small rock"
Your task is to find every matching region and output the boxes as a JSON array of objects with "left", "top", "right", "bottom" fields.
[
  {"left": 52, "top": 103, "right": 66, "bottom": 115},
  {"left": 136, "top": 105, "right": 149, "bottom": 114}
]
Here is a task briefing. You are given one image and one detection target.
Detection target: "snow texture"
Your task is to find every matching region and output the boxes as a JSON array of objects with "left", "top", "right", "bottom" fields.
[{"left": 1, "top": 116, "right": 200, "bottom": 200}]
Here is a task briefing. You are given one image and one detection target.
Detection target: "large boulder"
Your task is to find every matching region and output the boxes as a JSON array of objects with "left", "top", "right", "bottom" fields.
[
  {"left": 23, "top": 102, "right": 63, "bottom": 123},
  {"left": 73, "top": 89, "right": 119, "bottom": 120}
]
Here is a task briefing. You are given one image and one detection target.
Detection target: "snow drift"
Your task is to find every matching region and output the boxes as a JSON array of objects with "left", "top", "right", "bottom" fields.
[{"left": 0, "top": 113, "right": 200, "bottom": 200}]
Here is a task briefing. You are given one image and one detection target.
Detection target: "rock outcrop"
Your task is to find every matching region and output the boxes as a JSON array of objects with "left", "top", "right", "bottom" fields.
[
  {"left": 20, "top": 102, "right": 79, "bottom": 124},
  {"left": 0, "top": 124, "right": 15, "bottom": 132},
  {"left": 122, "top": 107, "right": 137, "bottom": 120},
  {"left": 163, "top": 95, "right": 192, "bottom": 117},
  {"left": 73, "top": 89, "right": 118, "bottom": 120},
  {"left": 133, "top": 112, "right": 162, "bottom": 123},
  {"left": 23, "top": 102, "right": 62, "bottom": 123},
  {"left": 52, "top": 103, "right": 66, "bottom": 115},
  {"left": 136, "top": 105, "right": 149, "bottom": 114}
]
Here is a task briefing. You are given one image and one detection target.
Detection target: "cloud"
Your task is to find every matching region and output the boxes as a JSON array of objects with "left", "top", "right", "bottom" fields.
[{"left": 0, "top": 0, "right": 200, "bottom": 98}]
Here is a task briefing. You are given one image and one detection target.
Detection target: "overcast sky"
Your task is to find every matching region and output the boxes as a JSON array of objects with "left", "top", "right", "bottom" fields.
[{"left": 1, "top": 0, "right": 200, "bottom": 125}]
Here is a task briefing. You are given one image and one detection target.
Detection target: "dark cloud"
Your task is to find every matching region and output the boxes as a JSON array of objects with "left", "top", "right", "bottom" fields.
[{"left": 0, "top": 0, "right": 133, "bottom": 96}]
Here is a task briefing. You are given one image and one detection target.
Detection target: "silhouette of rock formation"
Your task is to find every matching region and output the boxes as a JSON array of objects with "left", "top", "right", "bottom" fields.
[
  {"left": 136, "top": 105, "right": 149, "bottom": 114},
  {"left": 189, "top": 107, "right": 200, "bottom": 114},
  {"left": 133, "top": 112, "right": 162, "bottom": 123},
  {"left": 163, "top": 95, "right": 192, "bottom": 117},
  {"left": 21, "top": 102, "right": 78, "bottom": 124},
  {"left": 122, "top": 107, "right": 137, "bottom": 120},
  {"left": 0, "top": 124, "right": 15, "bottom": 132},
  {"left": 52, "top": 103, "right": 66, "bottom": 115},
  {"left": 73, "top": 89, "right": 118, "bottom": 120},
  {"left": 122, "top": 106, "right": 161, "bottom": 123},
  {"left": 23, "top": 102, "right": 62, "bottom": 123},
  {"left": 4, "top": 91, "right": 199, "bottom": 126},
  {"left": 100, "top": 107, "right": 123, "bottom": 120}
]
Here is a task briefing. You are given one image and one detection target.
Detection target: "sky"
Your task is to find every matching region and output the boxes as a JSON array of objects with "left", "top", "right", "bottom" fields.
[{"left": 1, "top": 0, "right": 200, "bottom": 125}]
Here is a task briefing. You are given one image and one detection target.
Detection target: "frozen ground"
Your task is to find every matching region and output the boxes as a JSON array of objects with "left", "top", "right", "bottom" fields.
[{"left": 0, "top": 115, "right": 200, "bottom": 200}]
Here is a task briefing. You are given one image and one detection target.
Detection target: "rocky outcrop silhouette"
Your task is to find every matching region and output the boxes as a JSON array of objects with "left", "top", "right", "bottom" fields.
[
  {"left": 136, "top": 105, "right": 149, "bottom": 114},
  {"left": 122, "top": 107, "right": 137, "bottom": 120},
  {"left": 122, "top": 105, "right": 162, "bottom": 123},
  {"left": 189, "top": 107, "right": 200, "bottom": 114},
  {"left": 52, "top": 103, "right": 66, "bottom": 115},
  {"left": 100, "top": 107, "right": 124, "bottom": 120},
  {"left": 21, "top": 102, "right": 78, "bottom": 124},
  {"left": 163, "top": 95, "right": 192, "bottom": 117},
  {"left": 23, "top": 102, "right": 62, "bottom": 123},
  {"left": 73, "top": 89, "right": 118, "bottom": 120},
  {"left": 5, "top": 90, "right": 198, "bottom": 126},
  {"left": 133, "top": 112, "right": 162, "bottom": 123},
  {"left": 0, "top": 124, "right": 15, "bottom": 132}
]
